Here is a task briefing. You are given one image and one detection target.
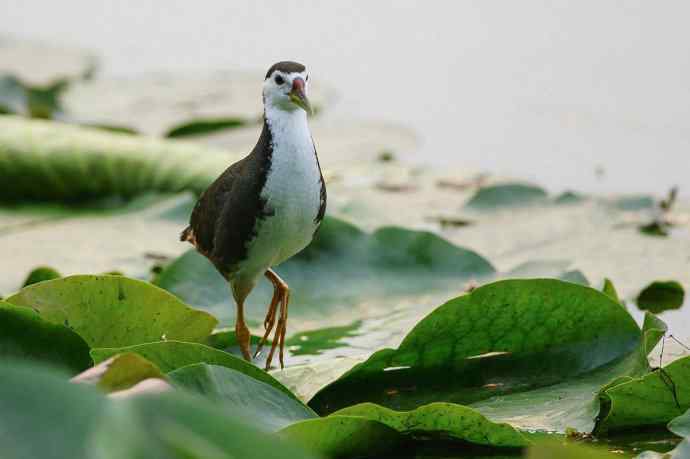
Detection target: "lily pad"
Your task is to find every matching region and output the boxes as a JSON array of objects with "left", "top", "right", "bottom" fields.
[
  {"left": 596, "top": 356, "right": 690, "bottom": 433},
  {"left": 71, "top": 353, "right": 167, "bottom": 393},
  {"left": 169, "top": 363, "right": 317, "bottom": 431},
  {"left": 0, "top": 360, "right": 107, "bottom": 459},
  {"left": 0, "top": 360, "right": 317, "bottom": 459},
  {"left": 90, "top": 340, "right": 296, "bottom": 400},
  {"left": 0, "top": 116, "right": 235, "bottom": 202},
  {"left": 465, "top": 183, "right": 549, "bottom": 210},
  {"left": 156, "top": 215, "right": 495, "bottom": 333},
  {"left": 332, "top": 402, "right": 529, "bottom": 447},
  {"left": 637, "top": 281, "right": 685, "bottom": 314},
  {"left": 0, "top": 300, "right": 91, "bottom": 373},
  {"left": 165, "top": 117, "right": 248, "bottom": 138},
  {"left": 6, "top": 275, "right": 217, "bottom": 348},
  {"left": 309, "top": 279, "right": 652, "bottom": 434}
]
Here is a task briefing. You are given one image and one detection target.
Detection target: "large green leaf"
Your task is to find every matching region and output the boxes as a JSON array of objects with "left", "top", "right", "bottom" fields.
[
  {"left": 0, "top": 300, "right": 91, "bottom": 373},
  {"left": 0, "top": 360, "right": 316, "bottom": 459},
  {"left": 0, "top": 116, "right": 235, "bottom": 201},
  {"left": 309, "top": 279, "right": 648, "bottom": 434},
  {"left": 90, "top": 340, "right": 296, "bottom": 400},
  {"left": 6, "top": 275, "right": 217, "bottom": 348},
  {"left": 597, "top": 356, "right": 690, "bottom": 433},
  {"left": 155, "top": 216, "right": 495, "bottom": 331},
  {"left": 169, "top": 363, "right": 316, "bottom": 431}
]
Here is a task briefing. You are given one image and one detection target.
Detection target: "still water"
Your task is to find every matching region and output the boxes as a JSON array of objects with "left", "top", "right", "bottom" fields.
[{"left": 3, "top": 1, "right": 690, "bottom": 197}]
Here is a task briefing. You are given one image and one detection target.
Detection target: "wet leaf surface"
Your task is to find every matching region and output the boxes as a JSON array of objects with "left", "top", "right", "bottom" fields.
[
  {"left": 169, "top": 363, "right": 316, "bottom": 431},
  {"left": 6, "top": 275, "right": 217, "bottom": 348},
  {"left": 309, "top": 279, "right": 649, "bottom": 434}
]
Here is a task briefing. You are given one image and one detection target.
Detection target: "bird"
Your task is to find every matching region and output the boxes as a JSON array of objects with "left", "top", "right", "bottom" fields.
[{"left": 181, "top": 61, "right": 326, "bottom": 370}]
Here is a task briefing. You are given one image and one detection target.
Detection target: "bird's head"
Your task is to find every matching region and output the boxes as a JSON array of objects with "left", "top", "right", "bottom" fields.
[{"left": 263, "top": 61, "right": 312, "bottom": 116}]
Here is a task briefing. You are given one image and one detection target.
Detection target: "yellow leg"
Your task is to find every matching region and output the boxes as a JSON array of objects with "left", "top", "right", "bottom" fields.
[
  {"left": 231, "top": 281, "right": 253, "bottom": 362},
  {"left": 256, "top": 269, "right": 290, "bottom": 370},
  {"left": 234, "top": 300, "right": 252, "bottom": 361}
]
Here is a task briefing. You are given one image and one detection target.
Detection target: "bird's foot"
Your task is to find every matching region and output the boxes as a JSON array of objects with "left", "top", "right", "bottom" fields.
[
  {"left": 265, "top": 287, "right": 289, "bottom": 370},
  {"left": 256, "top": 269, "right": 289, "bottom": 370},
  {"left": 254, "top": 286, "right": 280, "bottom": 359}
]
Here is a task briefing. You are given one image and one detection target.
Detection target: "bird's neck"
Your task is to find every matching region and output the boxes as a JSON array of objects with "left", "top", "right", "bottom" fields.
[
  {"left": 264, "top": 105, "right": 311, "bottom": 141},
  {"left": 264, "top": 106, "right": 312, "bottom": 153}
]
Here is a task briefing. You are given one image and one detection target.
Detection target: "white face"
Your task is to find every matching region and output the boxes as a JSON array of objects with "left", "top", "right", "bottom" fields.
[{"left": 263, "top": 69, "right": 310, "bottom": 112}]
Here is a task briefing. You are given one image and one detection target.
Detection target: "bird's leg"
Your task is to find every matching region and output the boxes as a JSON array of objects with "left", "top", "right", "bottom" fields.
[
  {"left": 263, "top": 269, "right": 290, "bottom": 370},
  {"left": 232, "top": 283, "right": 253, "bottom": 362},
  {"left": 254, "top": 271, "right": 282, "bottom": 358}
]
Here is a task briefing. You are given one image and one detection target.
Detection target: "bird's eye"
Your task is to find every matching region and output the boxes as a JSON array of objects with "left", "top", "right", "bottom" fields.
[
  {"left": 306, "top": 75, "right": 309, "bottom": 81},
  {"left": 274, "top": 75, "right": 285, "bottom": 85}
]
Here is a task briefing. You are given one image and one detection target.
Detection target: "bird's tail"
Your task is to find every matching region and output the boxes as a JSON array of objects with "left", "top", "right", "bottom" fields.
[{"left": 180, "top": 226, "right": 193, "bottom": 242}]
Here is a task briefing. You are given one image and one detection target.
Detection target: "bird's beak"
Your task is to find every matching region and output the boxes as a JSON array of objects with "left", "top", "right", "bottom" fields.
[{"left": 289, "top": 78, "right": 312, "bottom": 115}]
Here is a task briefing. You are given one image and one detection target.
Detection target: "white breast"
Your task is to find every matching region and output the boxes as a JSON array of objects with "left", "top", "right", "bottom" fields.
[{"left": 242, "top": 109, "right": 322, "bottom": 276}]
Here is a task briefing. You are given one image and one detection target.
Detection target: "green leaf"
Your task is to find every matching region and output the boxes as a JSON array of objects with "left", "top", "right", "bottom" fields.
[
  {"left": 0, "top": 360, "right": 108, "bottom": 459},
  {"left": 165, "top": 117, "right": 249, "bottom": 138},
  {"left": 465, "top": 183, "right": 548, "bottom": 210},
  {"left": 95, "top": 393, "right": 318, "bottom": 459},
  {"left": 0, "top": 116, "right": 235, "bottom": 201},
  {"left": 637, "top": 281, "right": 685, "bottom": 314},
  {"left": 21, "top": 265, "right": 61, "bottom": 287},
  {"left": 602, "top": 278, "right": 622, "bottom": 304},
  {"left": 72, "top": 353, "right": 167, "bottom": 392},
  {"left": 0, "top": 74, "right": 68, "bottom": 119},
  {"left": 332, "top": 402, "right": 529, "bottom": 447},
  {"left": 280, "top": 416, "right": 400, "bottom": 459},
  {"left": 6, "top": 275, "right": 217, "bottom": 348},
  {"left": 597, "top": 356, "right": 690, "bottom": 433},
  {"left": 0, "top": 300, "right": 91, "bottom": 373},
  {"left": 309, "top": 279, "right": 645, "bottom": 433},
  {"left": 90, "top": 340, "right": 297, "bottom": 400},
  {"left": 156, "top": 216, "right": 495, "bottom": 330},
  {"left": 0, "top": 360, "right": 317, "bottom": 459},
  {"left": 169, "top": 363, "right": 316, "bottom": 431}
]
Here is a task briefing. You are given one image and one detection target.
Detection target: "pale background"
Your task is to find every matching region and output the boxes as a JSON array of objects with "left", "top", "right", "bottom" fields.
[{"left": 2, "top": 1, "right": 689, "bottom": 196}]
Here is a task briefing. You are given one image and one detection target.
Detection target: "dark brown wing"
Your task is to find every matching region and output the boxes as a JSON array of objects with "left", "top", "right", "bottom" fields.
[
  {"left": 181, "top": 156, "right": 248, "bottom": 256},
  {"left": 181, "top": 123, "right": 274, "bottom": 277}
]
